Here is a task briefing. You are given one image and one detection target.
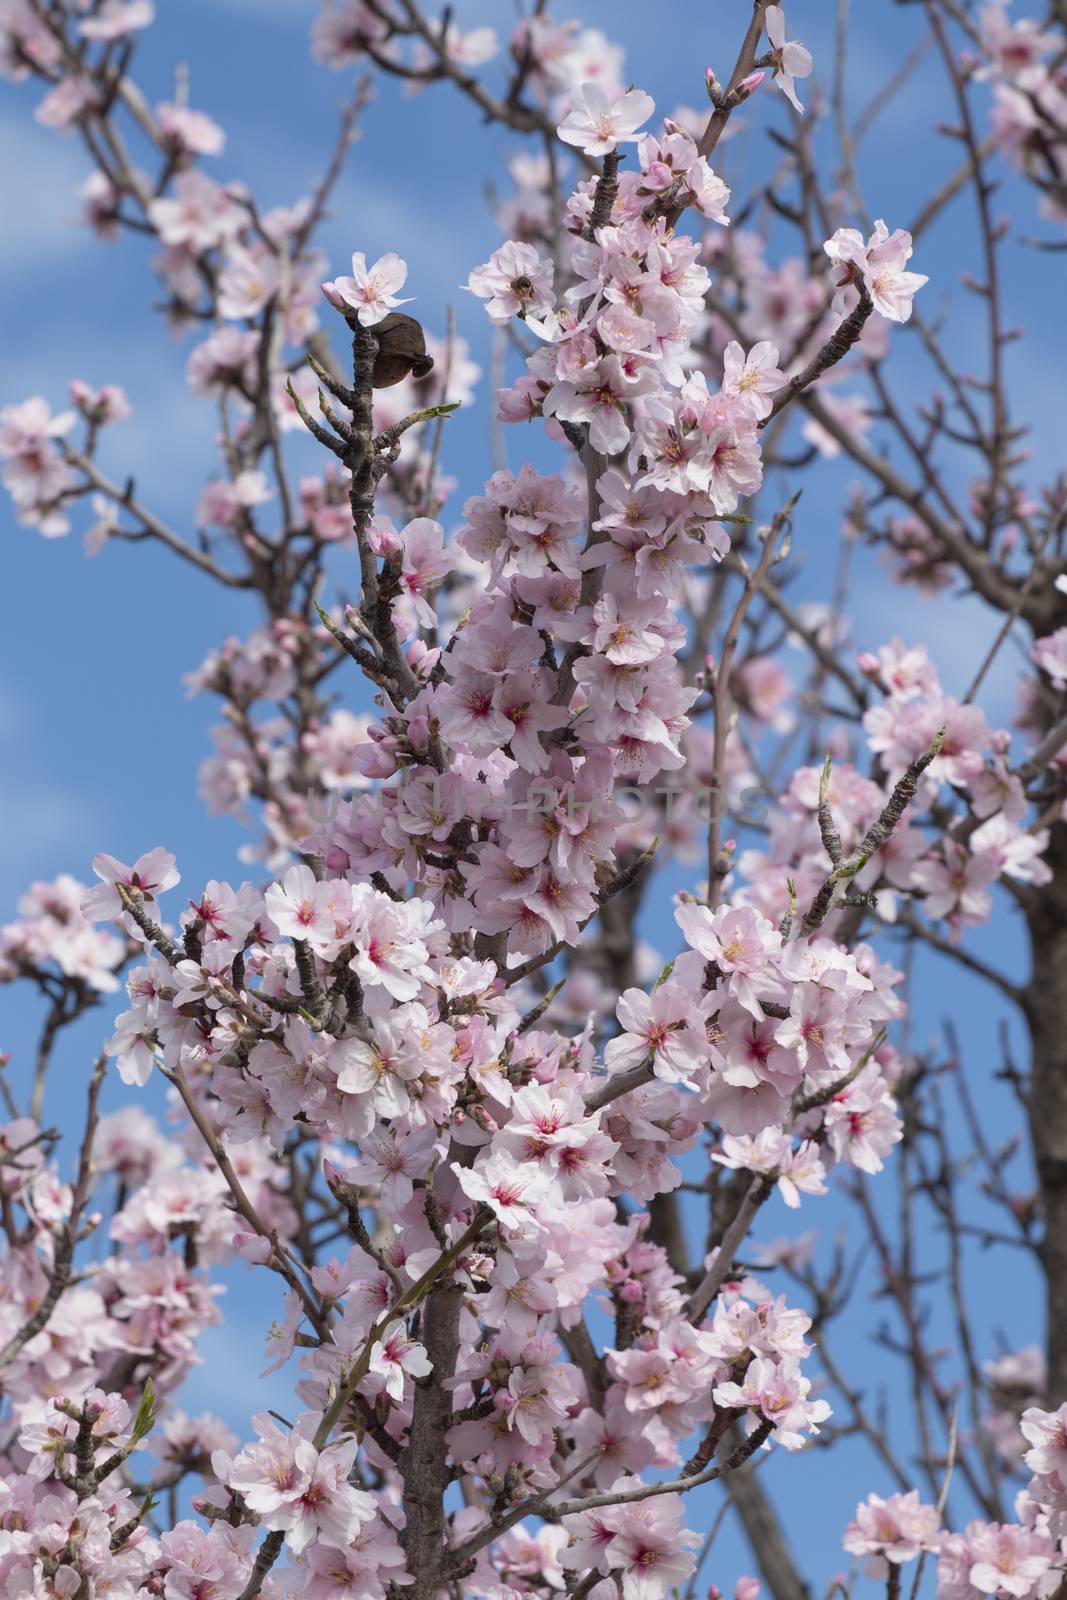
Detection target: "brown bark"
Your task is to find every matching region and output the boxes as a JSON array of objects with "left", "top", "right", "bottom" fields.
[
  {"left": 398, "top": 1274, "right": 465, "bottom": 1599},
  {"left": 723, "top": 1428, "right": 811, "bottom": 1600},
  {"left": 1023, "top": 819, "right": 1067, "bottom": 1405}
]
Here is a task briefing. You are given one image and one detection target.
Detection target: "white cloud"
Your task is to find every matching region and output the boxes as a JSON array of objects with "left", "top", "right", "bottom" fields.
[
  {"left": 0, "top": 685, "right": 102, "bottom": 905},
  {"left": 0, "top": 106, "right": 98, "bottom": 280}
]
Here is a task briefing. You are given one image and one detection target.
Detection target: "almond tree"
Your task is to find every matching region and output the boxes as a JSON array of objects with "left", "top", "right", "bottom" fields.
[{"left": 2, "top": 5, "right": 1067, "bottom": 1600}]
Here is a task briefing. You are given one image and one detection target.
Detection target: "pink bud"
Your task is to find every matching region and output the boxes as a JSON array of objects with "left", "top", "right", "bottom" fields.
[
  {"left": 232, "top": 1231, "right": 271, "bottom": 1265},
  {"left": 320, "top": 279, "right": 347, "bottom": 311},
  {"left": 620, "top": 1280, "right": 643, "bottom": 1303},
  {"left": 643, "top": 160, "right": 674, "bottom": 193}
]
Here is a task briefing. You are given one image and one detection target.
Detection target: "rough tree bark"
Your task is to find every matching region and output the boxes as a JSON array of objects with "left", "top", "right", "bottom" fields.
[
  {"left": 1023, "top": 820, "right": 1067, "bottom": 1406},
  {"left": 398, "top": 1271, "right": 466, "bottom": 1599}
]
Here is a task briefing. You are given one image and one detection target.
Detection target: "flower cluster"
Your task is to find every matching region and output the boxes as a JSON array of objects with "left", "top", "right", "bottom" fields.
[
  {"left": 978, "top": 1, "right": 1067, "bottom": 225},
  {"left": 836, "top": 1409, "right": 1067, "bottom": 1600},
  {"left": 5, "top": 6, "right": 1065, "bottom": 1600}
]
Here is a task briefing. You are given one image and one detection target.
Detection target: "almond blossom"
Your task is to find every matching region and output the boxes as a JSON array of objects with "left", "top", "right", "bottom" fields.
[
  {"left": 364, "top": 1321, "right": 432, "bottom": 1402},
  {"left": 455, "top": 1153, "right": 556, "bottom": 1232},
  {"left": 2, "top": 8, "right": 1059, "bottom": 1600},
  {"left": 764, "top": 6, "right": 813, "bottom": 114},
  {"left": 225, "top": 1415, "right": 374, "bottom": 1555},
  {"left": 843, "top": 1491, "right": 942, "bottom": 1578},
  {"left": 323, "top": 251, "right": 412, "bottom": 325},
  {"left": 604, "top": 983, "right": 708, "bottom": 1085},
  {"left": 82, "top": 846, "right": 180, "bottom": 923},
  {"left": 557, "top": 81, "right": 656, "bottom": 157},
  {"left": 606, "top": 1494, "right": 701, "bottom": 1600},
  {"left": 713, "top": 1354, "right": 831, "bottom": 1450},
  {"left": 825, "top": 219, "right": 928, "bottom": 323},
  {"left": 467, "top": 241, "right": 555, "bottom": 324}
]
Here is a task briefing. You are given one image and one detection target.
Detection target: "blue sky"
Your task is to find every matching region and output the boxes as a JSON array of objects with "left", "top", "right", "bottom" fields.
[{"left": 0, "top": 0, "right": 1055, "bottom": 1588}]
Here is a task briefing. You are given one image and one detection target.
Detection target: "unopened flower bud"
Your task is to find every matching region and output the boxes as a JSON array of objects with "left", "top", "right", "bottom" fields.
[
  {"left": 407, "top": 715, "right": 431, "bottom": 750},
  {"left": 232, "top": 1230, "right": 271, "bottom": 1265},
  {"left": 322, "top": 1158, "right": 359, "bottom": 1209}
]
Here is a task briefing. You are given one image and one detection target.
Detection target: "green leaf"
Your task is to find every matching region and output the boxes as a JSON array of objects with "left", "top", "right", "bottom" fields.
[
  {"left": 410, "top": 402, "right": 461, "bottom": 424},
  {"left": 652, "top": 957, "right": 675, "bottom": 992},
  {"left": 131, "top": 1376, "right": 158, "bottom": 1444}
]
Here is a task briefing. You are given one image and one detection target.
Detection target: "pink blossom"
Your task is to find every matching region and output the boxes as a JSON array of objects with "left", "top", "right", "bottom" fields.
[
  {"left": 265, "top": 864, "right": 337, "bottom": 951},
  {"left": 713, "top": 1353, "right": 831, "bottom": 1449},
  {"left": 324, "top": 251, "right": 412, "bottom": 326},
  {"left": 455, "top": 1152, "right": 556, "bottom": 1232},
  {"left": 148, "top": 171, "right": 246, "bottom": 252},
  {"left": 605, "top": 1493, "right": 700, "bottom": 1600},
  {"left": 365, "top": 1320, "right": 432, "bottom": 1402},
  {"left": 82, "top": 846, "right": 180, "bottom": 924},
  {"left": 722, "top": 340, "right": 786, "bottom": 420},
  {"left": 397, "top": 517, "right": 451, "bottom": 626},
  {"left": 226, "top": 1414, "right": 374, "bottom": 1555},
  {"left": 714, "top": 1130, "right": 828, "bottom": 1208},
  {"left": 764, "top": 6, "right": 813, "bottom": 113},
  {"left": 217, "top": 246, "right": 281, "bottom": 321},
  {"left": 468, "top": 241, "right": 555, "bottom": 324},
  {"left": 822, "top": 1067, "right": 903, "bottom": 1174},
  {"left": 676, "top": 901, "right": 782, "bottom": 1018},
  {"left": 1021, "top": 1404, "right": 1067, "bottom": 1487},
  {"left": 558, "top": 82, "right": 656, "bottom": 157},
  {"left": 159, "top": 1522, "right": 252, "bottom": 1600},
  {"left": 543, "top": 355, "right": 660, "bottom": 455},
  {"left": 825, "top": 220, "right": 928, "bottom": 323},
  {"left": 1032, "top": 628, "right": 1067, "bottom": 690},
  {"left": 604, "top": 984, "right": 706, "bottom": 1085},
  {"left": 978, "top": 3, "right": 1054, "bottom": 82},
  {"left": 157, "top": 101, "right": 226, "bottom": 157},
  {"left": 965, "top": 1522, "right": 1055, "bottom": 1597},
  {"left": 311, "top": 1, "right": 389, "bottom": 67},
  {"left": 79, "top": 0, "right": 154, "bottom": 40},
  {"left": 910, "top": 842, "right": 998, "bottom": 926},
  {"left": 843, "top": 1490, "right": 941, "bottom": 1578}
]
